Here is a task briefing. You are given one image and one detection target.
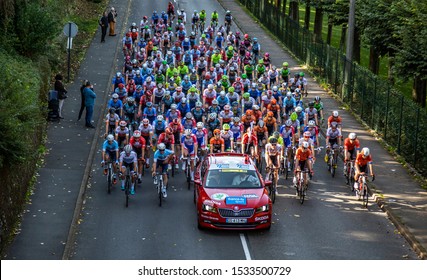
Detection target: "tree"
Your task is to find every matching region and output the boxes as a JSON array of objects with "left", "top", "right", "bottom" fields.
[
  {"left": 324, "top": 0, "right": 349, "bottom": 50},
  {"left": 289, "top": 0, "right": 299, "bottom": 21},
  {"left": 391, "top": 0, "right": 427, "bottom": 107},
  {"left": 304, "top": 0, "right": 311, "bottom": 30}
]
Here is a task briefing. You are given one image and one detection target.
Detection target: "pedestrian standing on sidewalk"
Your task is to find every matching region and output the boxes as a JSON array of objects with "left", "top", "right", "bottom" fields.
[
  {"left": 108, "top": 7, "right": 117, "bottom": 36},
  {"left": 54, "top": 73, "right": 67, "bottom": 119},
  {"left": 78, "top": 79, "right": 87, "bottom": 121},
  {"left": 83, "top": 81, "right": 97, "bottom": 128},
  {"left": 100, "top": 11, "right": 109, "bottom": 42}
]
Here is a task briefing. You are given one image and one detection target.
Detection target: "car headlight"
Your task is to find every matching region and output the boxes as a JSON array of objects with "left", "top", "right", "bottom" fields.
[
  {"left": 202, "top": 203, "right": 218, "bottom": 213},
  {"left": 255, "top": 204, "right": 270, "bottom": 213}
]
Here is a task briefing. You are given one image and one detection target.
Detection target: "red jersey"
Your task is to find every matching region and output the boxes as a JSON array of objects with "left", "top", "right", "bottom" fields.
[
  {"left": 241, "top": 133, "right": 258, "bottom": 145},
  {"left": 295, "top": 147, "right": 312, "bottom": 161},
  {"left": 158, "top": 132, "right": 175, "bottom": 145},
  {"left": 344, "top": 138, "right": 360, "bottom": 151},
  {"left": 129, "top": 136, "right": 146, "bottom": 151},
  {"left": 355, "top": 153, "right": 372, "bottom": 166},
  {"left": 169, "top": 122, "right": 183, "bottom": 134}
]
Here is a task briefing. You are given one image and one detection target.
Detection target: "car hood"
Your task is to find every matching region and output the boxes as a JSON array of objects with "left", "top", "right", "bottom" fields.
[{"left": 202, "top": 187, "right": 268, "bottom": 208}]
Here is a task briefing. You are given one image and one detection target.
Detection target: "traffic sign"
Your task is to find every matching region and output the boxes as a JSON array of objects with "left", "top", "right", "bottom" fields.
[{"left": 63, "top": 22, "right": 78, "bottom": 38}]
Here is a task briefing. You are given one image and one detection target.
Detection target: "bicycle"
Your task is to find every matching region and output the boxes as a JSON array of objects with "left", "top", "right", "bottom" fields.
[
  {"left": 199, "top": 19, "right": 205, "bottom": 35},
  {"left": 182, "top": 156, "right": 192, "bottom": 190},
  {"left": 295, "top": 169, "right": 309, "bottom": 204},
  {"left": 281, "top": 146, "right": 295, "bottom": 180},
  {"left": 345, "top": 159, "right": 356, "bottom": 190},
  {"left": 123, "top": 166, "right": 132, "bottom": 208},
  {"left": 326, "top": 145, "right": 340, "bottom": 178},
  {"left": 105, "top": 159, "right": 115, "bottom": 194},
  {"left": 225, "top": 21, "right": 231, "bottom": 35},
  {"left": 355, "top": 173, "right": 370, "bottom": 208},
  {"left": 155, "top": 172, "right": 167, "bottom": 207},
  {"left": 266, "top": 165, "right": 279, "bottom": 204}
]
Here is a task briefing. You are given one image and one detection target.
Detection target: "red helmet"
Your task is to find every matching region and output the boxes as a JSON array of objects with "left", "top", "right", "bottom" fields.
[
  {"left": 244, "top": 34, "right": 249, "bottom": 39},
  {"left": 172, "top": 118, "right": 179, "bottom": 124},
  {"left": 264, "top": 52, "right": 270, "bottom": 57},
  {"left": 118, "top": 83, "right": 124, "bottom": 89},
  {"left": 165, "top": 127, "right": 172, "bottom": 134}
]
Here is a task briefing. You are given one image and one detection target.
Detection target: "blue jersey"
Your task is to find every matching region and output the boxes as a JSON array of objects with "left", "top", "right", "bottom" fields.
[
  {"left": 153, "top": 149, "right": 174, "bottom": 162},
  {"left": 108, "top": 99, "right": 123, "bottom": 110},
  {"left": 102, "top": 140, "right": 119, "bottom": 152}
]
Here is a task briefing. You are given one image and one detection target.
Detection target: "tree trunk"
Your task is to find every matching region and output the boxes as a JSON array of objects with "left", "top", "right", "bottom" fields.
[
  {"left": 369, "top": 47, "right": 380, "bottom": 75},
  {"left": 352, "top": 27, "right": 361, "bottom": 64},
  {"left": 388, "top": 55, "right": 395, "bottom": 85},
  {"left": 289, "top": 1, "right": 299, "bottom": 22},
  {"left": 413, "top": 76, "right": 427, "bottom": 108},
  {"left": 304, "top": 1, "right": 311, "bottom": 30},
  {"left": 313, "top": 7, "right": 323, "bottom": 42},
  {"left": 339, "top": 25, "right": 347, "bottom": 51},
  {"left": 327, "top": 22, "right": 333, "bottom": 45},
  {"left": 283, "top": 0, "right": 288, "bottom": 14}
]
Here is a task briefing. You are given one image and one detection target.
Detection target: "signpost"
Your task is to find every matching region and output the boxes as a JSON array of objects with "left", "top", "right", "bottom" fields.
[{"left": 63, "top": 22, "right": 78, "bottom": 82}]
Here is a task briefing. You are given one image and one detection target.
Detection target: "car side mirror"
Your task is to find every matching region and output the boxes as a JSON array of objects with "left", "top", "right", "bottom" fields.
[{"left": 264, "top": 180, "right": 272, "bottom": 187}]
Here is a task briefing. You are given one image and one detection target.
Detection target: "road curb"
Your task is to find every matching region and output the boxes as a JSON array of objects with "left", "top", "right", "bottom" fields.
[{"left": 61, "top": 0, "right": 134, "bottom": 260}]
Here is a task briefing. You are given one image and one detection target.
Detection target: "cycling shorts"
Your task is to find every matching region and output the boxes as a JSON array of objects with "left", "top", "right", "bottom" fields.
[
  {"left": 121, "top": 161, "right": 135, "bottom": 172},
  {"left": 156, "top": 159, "right": 169, "bottom": 174},
  {"left": 105, "top": 150, "right": 117, "bottom": 162}
]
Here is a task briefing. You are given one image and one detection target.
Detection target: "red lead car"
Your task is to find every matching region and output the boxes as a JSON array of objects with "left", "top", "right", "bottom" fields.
[{"left": 194, "top": 153, "right": 273, "bottom": 230}]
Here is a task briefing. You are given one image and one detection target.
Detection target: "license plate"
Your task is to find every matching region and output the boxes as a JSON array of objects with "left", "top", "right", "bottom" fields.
[{"left": 226, "top": 218, "right": 247, "bottom": 223}]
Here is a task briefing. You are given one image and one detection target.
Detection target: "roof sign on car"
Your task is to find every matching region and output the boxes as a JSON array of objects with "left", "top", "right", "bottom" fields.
[{"left": 225, "top": 196, "right": 247, "bottom": 205}]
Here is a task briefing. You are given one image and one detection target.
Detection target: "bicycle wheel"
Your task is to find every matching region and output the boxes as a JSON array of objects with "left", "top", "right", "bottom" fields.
[
  {"left": 125, "top": 178, "right": 130, "bottom": 208},
  {"left": 107, "top": 166, "right": 112, "bottom": 194},
  {"left": 284, "top": 160, "right": 289, "bottom": 180},
  {"left": 300, "top": 184, "right": 306, "bottom": 204},
  {"left": 187, "top": 163, "right": 191, "bottom": 190},
  {"left": 158, "top": 183, "right": 162, "bottom": 207},
  {"left": 330, "top": 157, "right": 336, "bottom": 178},
  {"left": 271, "top": 177, "right": 277, "bottom": 204},
  {"left": 362, "top": 184, "right": 369, "bottom": 207}
]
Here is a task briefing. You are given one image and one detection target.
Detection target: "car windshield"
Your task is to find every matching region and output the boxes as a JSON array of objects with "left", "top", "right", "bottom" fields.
[{"left": 205, "top": 169, "right": 261, "bottom": 189}]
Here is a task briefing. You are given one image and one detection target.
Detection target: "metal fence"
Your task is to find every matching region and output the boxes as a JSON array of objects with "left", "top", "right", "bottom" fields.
[{"left": 238, "top": 0, "right": 427, "bottom": 176}]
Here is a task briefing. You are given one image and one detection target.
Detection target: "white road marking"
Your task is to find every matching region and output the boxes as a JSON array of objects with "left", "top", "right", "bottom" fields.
[{"left": 240, "top": 233, "right": 252, "bottom": 260}]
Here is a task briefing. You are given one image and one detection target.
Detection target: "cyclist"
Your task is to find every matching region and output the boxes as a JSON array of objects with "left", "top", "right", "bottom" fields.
[
  {"left": 192, "top": 122, "right": 208, "bottom": 157},
  {"left": 167, "top": 1, "right": 175, "bottom": 23},
  {"left": 328, "top": 110, "right": 342, "bottom": 133},
  {"left": 221, "top": 123, "right": 234, "bottom": 152},
  {"left": 152, "top": 143, "right": 175, "bottom": 198},
  {"left": 210, "top": 128, "right": 225, "bottom": 153},
  {"left": 181, "top": 128, "right": 198, "bottom": 180},
  {"left": 324, "top": 122, "right": 342, "bottom": 163},
  {"left": 299, "top": 131, "right": 316, "bottom": 161},
  {"left": 241, "top": 127, "right": 259, "bottom": 160},
  {"left": 119, "top": 144, "right": 138, "bottom": 195},
  {"left": 280, "top": 120, "right": 295, "bottom": 169},
  {"left": 199, "top": 9, "right": 206, "bottom": 29},
  {"left": 105, "top": 108, "right": 120, "bottom": 136},
  {"left": 280, "top": 62, "right": 291, "bottom": 84},
  {"left": 241, "top": 109, "right": 256, "bottom": 132},
  {"left": 129, "top": 130, "right": 146, "bottom": 183},
  {"left": 354, "top": 147, "right": 375, "bottom": 191},
  {"left": 344, "top": 132, "right": 360, "bottom": 175},
  {"left": 108, "top": 93, "right": 123, "bottom": 117},
  {"left": 138, "top": 118, "right": 154, "bottom": 169},
  {"left": 101, "top": 134, "right": 119, "bottom": 185},
  {"left": 191, "top": 10, "right": 199, "bottom": 34},
  {"left": 211, "top": 10, "right": 219, "bottom": 27},
  {"left": 305, "top": 101, "right": 318, "bottom": 127},
  {"left": 297, "top": 72, "right": 308, "bottom": 96},
  {"left": 231, "top": 116, "right": 243, "bottom": 151},
  {"left": 265, "top": 137, "right": 281, "bottom": 189},
  {"left": 294, "top": 141, "right": 313, "bottom": 187},
  {"left": 264, "top": 111, "right": 277, "bottom": 136},
  {"left": 158, "top": 127, "right": 175, "bottom": 152},
  {"left": 224, "top": 10, "right": 232, "bottom": 31},
  {"left": 191, "top": 101, "right": 205, "bottom": 123},
  {"left": 303, "top": 120, "right": 319, "bottom": 147},
  {"left": 115, "top": 120, "right": 130, "bottom": 149},
  {"left": 313, "top": 96, "right": 324, "bottom": 124},
  {"left": 283, "top": 92, "right": 296, "bottom": 118},
  {"left": 177, "top": 8, "right": 187, "bottom": 25}
]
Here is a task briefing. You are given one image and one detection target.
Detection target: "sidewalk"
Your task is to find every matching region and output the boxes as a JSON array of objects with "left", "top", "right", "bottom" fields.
[
  {"left": 218, "top": 0, "right": 427, "bottom": 259},
  {"left": 4, "top": 0, "right": 131, "bottom": 260}
]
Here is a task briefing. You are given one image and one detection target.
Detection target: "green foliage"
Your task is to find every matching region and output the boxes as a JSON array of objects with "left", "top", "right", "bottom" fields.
[
  {"left": 0, "top": 49, "right": 44, "bottom": 168},
  {"left": 13, "top": 2, "right": 60, "bottom": 58},
  {"left": 324, "top": 0, "right": 349, "bottom": 26}
]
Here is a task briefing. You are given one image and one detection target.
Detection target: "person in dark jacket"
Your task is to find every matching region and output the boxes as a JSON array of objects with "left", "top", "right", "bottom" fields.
[
  {"left": 54, "top": 74, "right": 67, "bottom": 119},
  {"left": 100, "top": 11, "right": 109, "bottom": 42},
  {"left": 78, "top": 79, "right": 88, "bottom": 121},
  {"left": 108, "top": 7, "right": 117, "bottom": 36},
  {"left": 83, "top": 81, "right": 97, "bottom": 128}
]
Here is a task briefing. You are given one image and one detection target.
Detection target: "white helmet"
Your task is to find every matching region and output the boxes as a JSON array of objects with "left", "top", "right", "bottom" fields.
[
  {"left": 185, "top": 129, "right": 192, "bottom": 136},
  {"left": 308, "top": 120, "right": 316, "bottom": 127},
  {"left": 158, "top": 143, "right": 166, "bottom": 150},
  {"left": 362, "top": 147, "right": 370, "bottom": 156},
  {"left": 333, "top": 110, "right": 339, "bottom": 117},
  {"left": 124, "top": 144, "right": 133, "bottom": 154},
  {"left": 196, "top": 122, "right": 204, "bottom": 129},
  {"left": 207, "top": 84, "right": 214, "bottom": 90},
  {"left": 106, "top": 134, "right": 114, "bottom": 141},
  {"left": 349, "top": 132, "right": 356, "bottom": 140},
  {"left": 112, "top": 93, "right": 119, "bottom": 99},
  {"left": 295, "top": 106, "right": 303, "bottom": 113},
  {"left": 156, "top": 115, "right": 164, "bottom": 121}
]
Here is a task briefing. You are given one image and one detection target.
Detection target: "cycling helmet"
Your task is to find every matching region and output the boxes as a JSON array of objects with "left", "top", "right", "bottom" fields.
[
  {"left": 165, "top": 128, "right": 172, "bottom": 134},
  {"left": 133, "top": 130, "right": 141, "bottom": 138},
  {"left": 282, "top": 62, "right": 289, "bottom": 67},
  {"left": 271, "top": 99, "right": 277, "bottom": 105},
  {"left": 273, "top": 131, "right": 280, "bottom": 139},
  {"left": 146, "top": 102, "right": 153, "bottom": 107},
  {"left": 170, "top": 104, "right": 177, "bottom": 109},
  {"left": 302, "top": 141, "right": 309, "bottom": 148},
  {"left": 362, "top": 147, "right": 370, "bottom": 156},
  {"left": 270, "top": 137, "right": 278, "bottom": 144},
  {"left": 213, "top": 129, "right": 221, "bottom": 135},
  {"left": 108, "top": 108, "right": 115, "bottom": 114},
  {"left": 181, "top": 97, "right": 187, "bottom": 103},
  {"left": 157, "top": 115, "right": 164, "bottom": 121},
  {"left": 219, "top": 91, "right": 226, "bottom": 97},
  {"left": 232, "top": 101, "right": 239, "bottom": 107},
  {"left": 223, "top": 104, "right": 230, "bottom": 110},
  {"left": 116, "top": 72, "right": 122, "bottom": 77},
  {"left": 333, "top": 110, "right": 339, "bottom": 117},
  {"left": 212, "top": 99, "right": 219, "bottom": 105},
  {"left": 146, "top": 77, "right": 152, "bottom": 82},
  {"left": 127, "top": 97, "right": 135, "bottom": 104},
  {"left": 107, "top": 134, "right": 114, "bottom": 141},
  {"left": 233, "top": 117, "right": 240, "bottom": 123},
  {"left": 223, "top": 123, "right": 230, "bottom": 130},
  {"left": 209, "top": 113, "right": 217, "bottom": 119},
  {"left": 295, "top": 106, "right": 303, "bottom": 113},
  {"left": 308, "top": 101, "right": 315, "bottom": 107},
  {"left": 285, "top": 120, "right": 292, "bottom": 126},
  {"left": 195, "top": 101, "right": 202, "bottom": 107},
  {"left": 349, "top": 132, "right": 357, "bottom": 140},
  {"left": 185, "top": 112, "right": 192, "bottom": 119},
  {"left": 330, "top": 121, "right": 338, "bottom": 128},
  {"left": 185, "top": 129, "right": 192, "bottom": 136},
  {"left": 267, "top": 111, "right": 274, "bottom": 117},
  {"left": 299, "top": 72, "right": 305, "bottom": 77},
  {"left": 314, "top": 96, "right": 321, "bottom": 102},
  {"left": 119, "top": 120, "right": 127, "bottom": 127},
  {"left": 196, "top": 122, "right": 204, "bottom": 129},
  {"left": 245, "top": 109, "right": 253, "bottom": 116},
  {"left": 303, "top": 131, "right": 311, "bottom": 137},
  {"left": 272, "top": 86, "right": 278, "bottom": 92},
  {"left": 241, "top": 73, "right": 247, "bottom": 79},
  {"left": 158, "top": 143, "right": 166, "bottom": 150},
  {"left": 290, "top": 112, "right": 298, "bottom": 121},
  {"left": 124, "top": 144, "right": 133, "bottom": 154},
  {"left": 264, "top": 52, "right": 270, "bottom": 57},
  {"left": 258, "top": 120, "right": 264, "bottom": 127},
  {"left": 243, "top": 92, "right": 250, "bottom": 98},
  {"left": 228, "top": 86, "right": 235, "bottom": 93},
  {"left": 308, "top": 120, "right": 316, "bottom": 127},
  {"left": 172, "top": 118, "right": 179, "bottom": 124},
  {"left": 252, "top": 104, "right": 260, "bottom": 110},
  {"left": 207, "top": 84, "right": 214, "bottom": 90},
  {"left": 286, "top": 92, "right": 292, "bottom": 97},
  {"left": 112, "top": 93, "right": 119, "bottom": 99}
]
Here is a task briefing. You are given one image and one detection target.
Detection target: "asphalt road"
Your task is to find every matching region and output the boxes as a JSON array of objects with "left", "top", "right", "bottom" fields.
[{"left": 70, "top": 0, "right": 418, "bottom": 260}]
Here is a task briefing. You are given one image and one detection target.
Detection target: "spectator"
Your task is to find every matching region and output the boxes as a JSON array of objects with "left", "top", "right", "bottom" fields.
[
  {"left": 100, "top": 11, "right": 108, "bottom": 43},
  {"left": 83, "top": 81, "right": 97, "bottom": 128},
  {"left": 77, "top": 80, "right": 87, "bottom": 121},
  {"left": 54, "top": 74, "right": 67, "bottom": 119},
  {"left": 108, "top": 7, "right": 117, "bottom": 36}
]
